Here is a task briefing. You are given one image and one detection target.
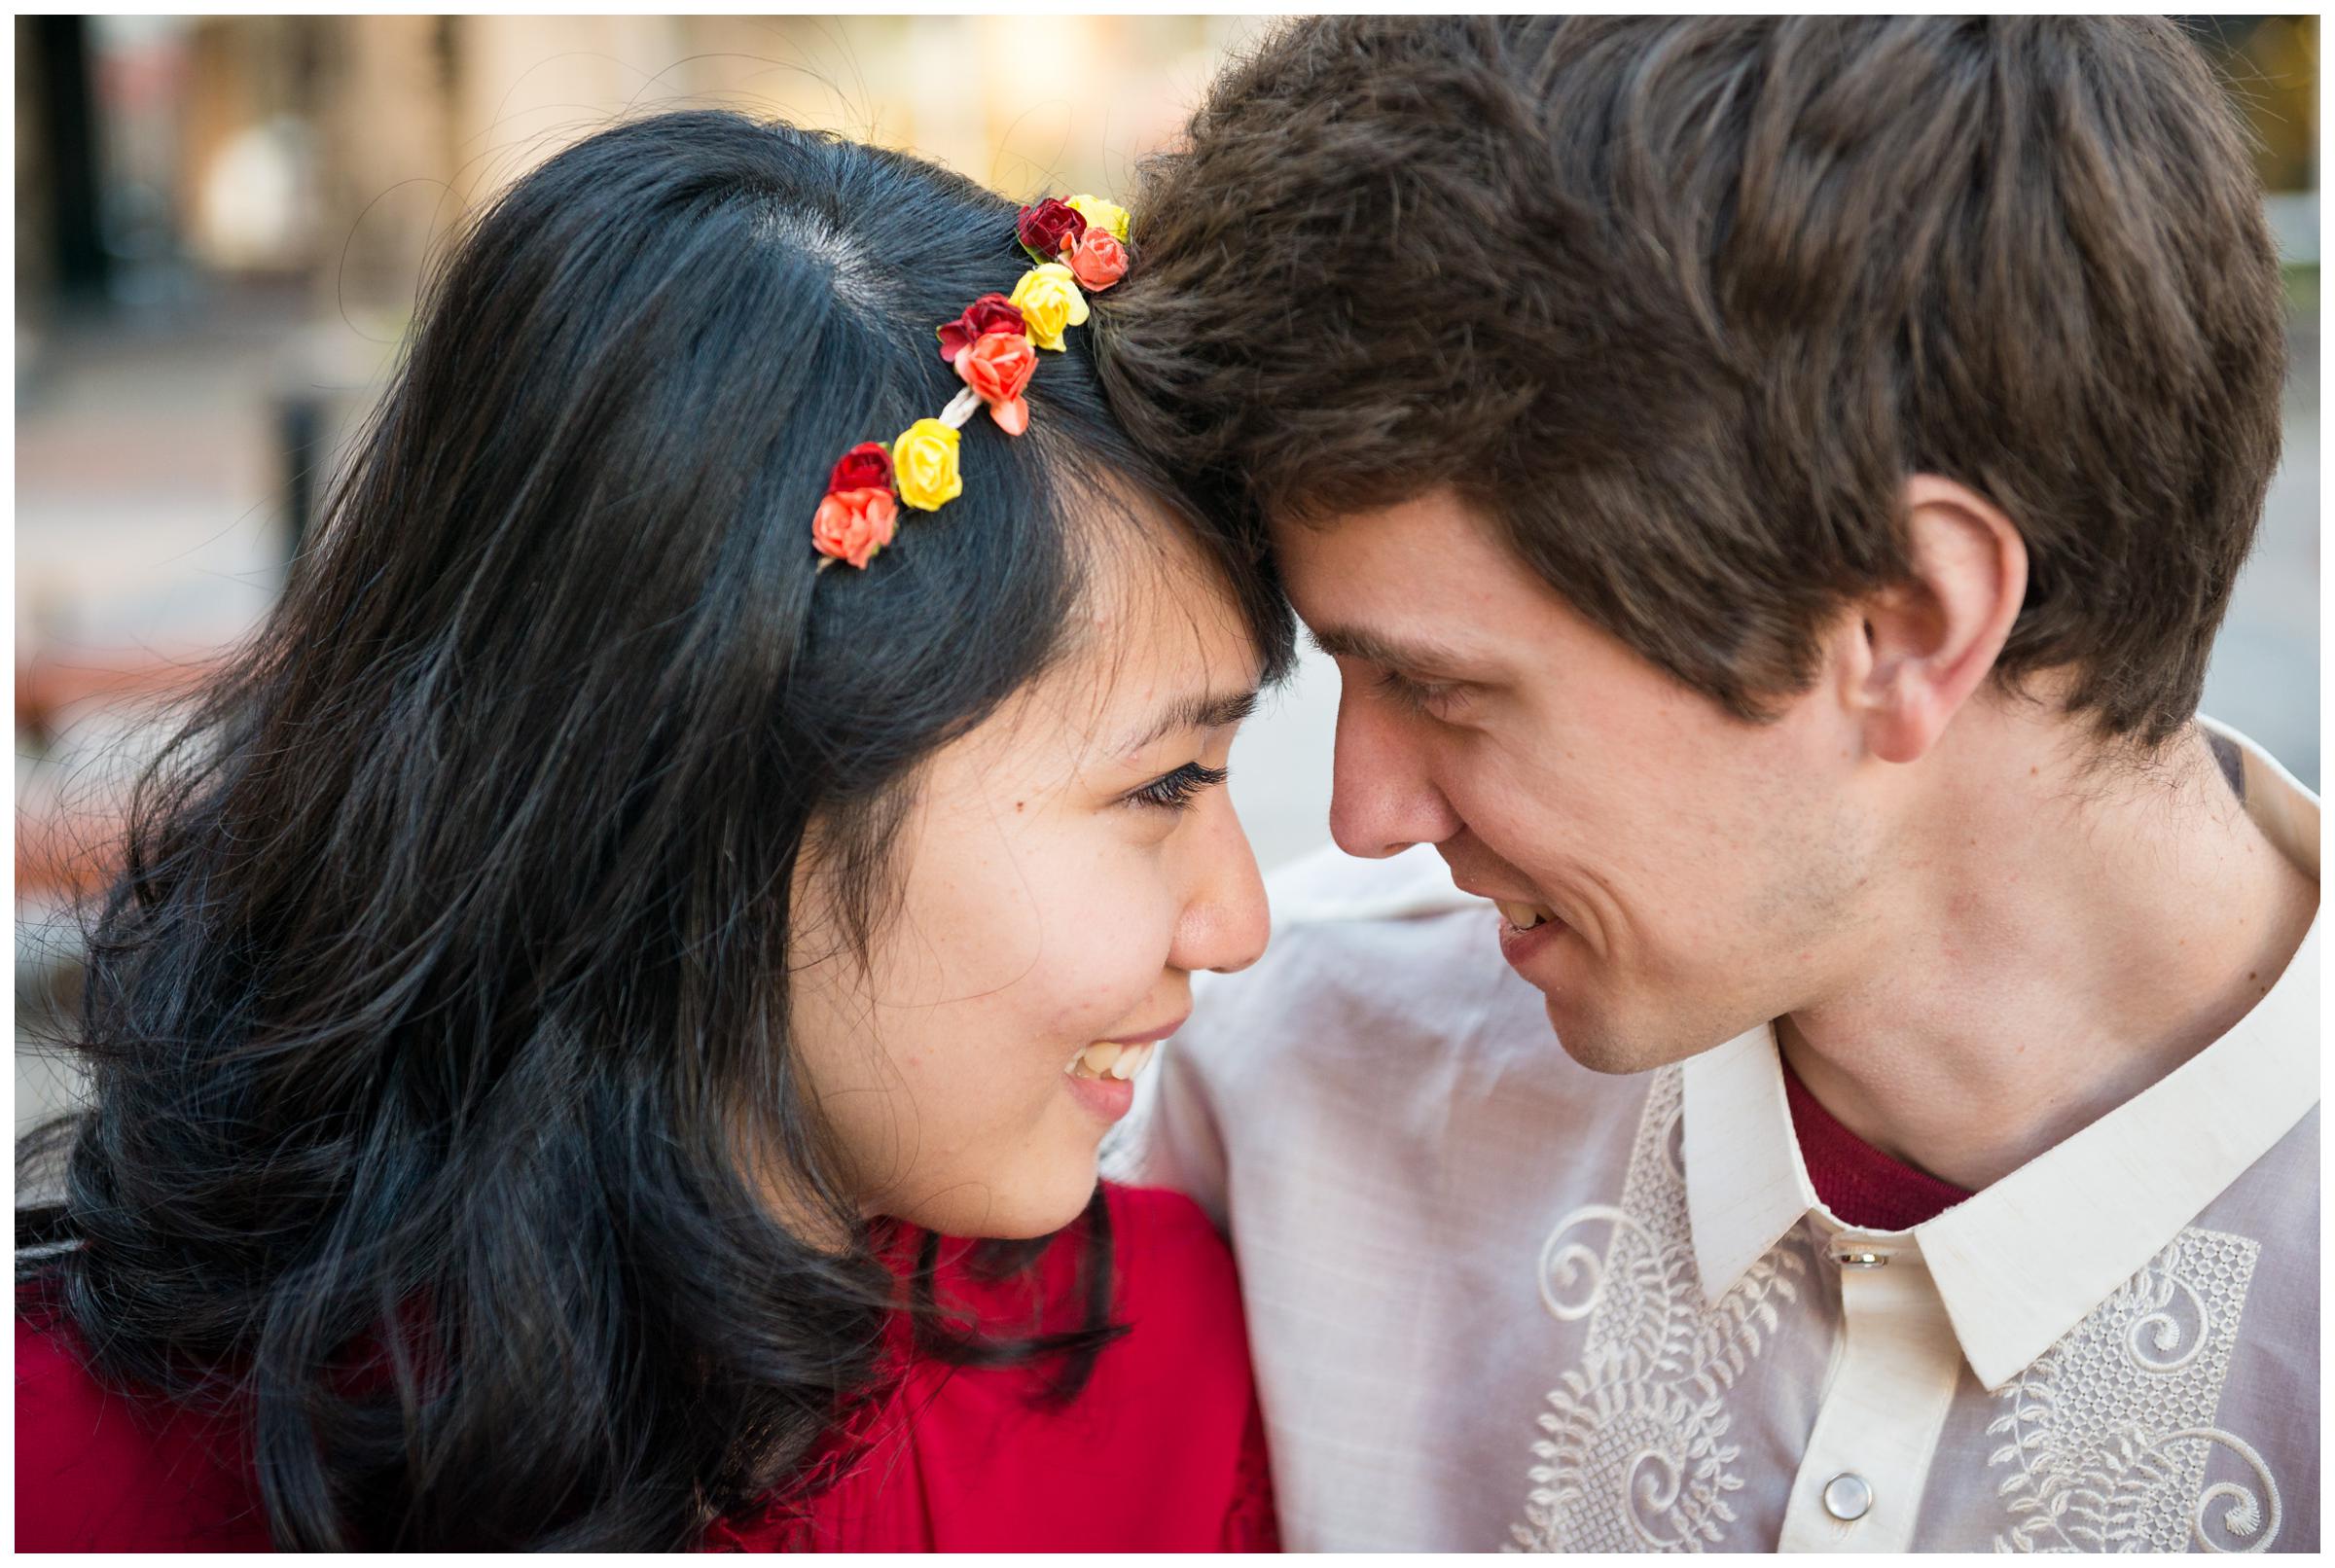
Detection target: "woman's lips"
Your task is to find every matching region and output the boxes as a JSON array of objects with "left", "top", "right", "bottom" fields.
[
  {"left": 1061, "top": 1039, "right": 1157, "bottom": 1130},
  {"left": 1060, "top": 1016, "right": 1184, "bottom": 1123},
  {"left": 1064, "top": 1070, "right": 1137, "bottom": 1123},
  {"left": 1099, "top": 1015, "right": 1189, "bottom": 1047}
]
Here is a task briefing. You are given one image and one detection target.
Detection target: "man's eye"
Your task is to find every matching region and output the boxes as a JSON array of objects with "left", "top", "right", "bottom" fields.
[
  {"left": 1376, "top": 667, "right": 1458, "bottom": 716},
  {"left": 1130, "top": 761, "right": 1231, "bottom": 811}
]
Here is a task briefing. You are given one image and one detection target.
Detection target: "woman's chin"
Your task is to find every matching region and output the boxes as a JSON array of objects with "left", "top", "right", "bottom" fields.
[
  {"left": 990, "top": 1165, "right": 1103, "bottom": 1240},
  {"left": 886, "top": 1163, "right": 1100, "bottom": 1241}
]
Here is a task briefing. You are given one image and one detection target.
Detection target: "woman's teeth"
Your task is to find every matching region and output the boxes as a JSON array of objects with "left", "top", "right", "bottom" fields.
[
  {"left": 1495, "top": 900, "right": 1554, "bottom": 931},
  {"left": 1065, "top": 1041, "right": 1157, "bottom": 1081}
]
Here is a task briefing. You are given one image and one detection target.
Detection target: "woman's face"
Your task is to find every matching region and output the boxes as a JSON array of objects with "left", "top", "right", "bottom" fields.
[{"left": 787, "top": 528, "right": 1272, "bottom": 1238}]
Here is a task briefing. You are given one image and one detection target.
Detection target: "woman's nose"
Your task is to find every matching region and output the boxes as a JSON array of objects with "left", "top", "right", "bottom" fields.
[{"left": 1172, "top": 790, "right": 1271, "bottom": 974}]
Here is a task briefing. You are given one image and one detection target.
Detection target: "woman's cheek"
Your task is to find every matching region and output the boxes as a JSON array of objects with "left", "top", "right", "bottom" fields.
[{"left": 1043, "top": 880, "right": 1171, "bottom": 1029}]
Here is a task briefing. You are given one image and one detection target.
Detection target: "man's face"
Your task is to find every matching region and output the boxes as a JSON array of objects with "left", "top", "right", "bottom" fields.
[{"left": 1275, "top": 489, "right": 1881, "bottom": 1073}]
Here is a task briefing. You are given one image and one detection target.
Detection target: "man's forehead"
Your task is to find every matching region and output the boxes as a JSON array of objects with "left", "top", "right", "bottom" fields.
[
  {"left": 1274, "top": 490, "right": 1533, "bottom": 664},
  {"left": 1273, "top": 486, "right": 1486, "bottom": 540},
  {"left": 1273, "top": 488, "right": 1516, "bottom": 581}
]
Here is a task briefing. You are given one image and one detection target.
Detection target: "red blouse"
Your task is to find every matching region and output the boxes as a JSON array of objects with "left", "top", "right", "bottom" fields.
[{"left": 16, "top": 1183, "right": 1276, "bottom": 1552}]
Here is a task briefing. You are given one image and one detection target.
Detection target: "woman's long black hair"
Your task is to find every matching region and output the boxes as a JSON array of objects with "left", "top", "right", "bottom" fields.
[{"left": 15, "top": 111, "right": 1292, "bottom": 1550}]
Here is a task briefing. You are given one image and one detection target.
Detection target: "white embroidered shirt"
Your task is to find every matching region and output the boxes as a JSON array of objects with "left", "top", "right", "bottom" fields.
[{"left": 1107, "top": 719, "right": 2319, "bottom": 1552}]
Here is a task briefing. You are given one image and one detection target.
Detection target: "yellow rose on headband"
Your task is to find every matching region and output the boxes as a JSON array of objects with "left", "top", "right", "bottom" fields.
[
  {"left": 1008, "top": 264, "right": 1091, "bottom": 352},
  {"left": 890, "top": 418, "right": 963, "bottom": 512},
  {"left": 1066, "top": 194, "right": 1131, "bottom": 244}
]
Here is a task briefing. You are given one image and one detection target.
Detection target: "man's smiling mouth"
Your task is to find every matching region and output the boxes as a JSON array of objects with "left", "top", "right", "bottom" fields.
[{"left": 1493, "top": 899, "right": 1556, "bottom": 932}]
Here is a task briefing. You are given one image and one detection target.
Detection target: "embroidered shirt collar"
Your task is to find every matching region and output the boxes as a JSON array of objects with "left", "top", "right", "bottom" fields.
[{"left": 1682, "top": 718, "right": 2319, "bottom": 1393}]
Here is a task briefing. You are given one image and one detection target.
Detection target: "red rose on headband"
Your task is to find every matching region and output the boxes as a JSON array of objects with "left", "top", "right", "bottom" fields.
[
  {"left": 1064, "top": 226, "right": 1130, "bottom": 292},
  {"left": 954, "top": 331, "right": 1038, "bottom": 436},
  {"left": 1016, "top": 198, "right": 1087, "bottom": 265},
  {"left": 935, "top": 295, "right": 1027, "bottom": 364},
  {"left": 826, "top": 442, "right": 893, "bottom": 495},
  {"left": 813, "top": 487, "right": 899, "bottom": 570}
]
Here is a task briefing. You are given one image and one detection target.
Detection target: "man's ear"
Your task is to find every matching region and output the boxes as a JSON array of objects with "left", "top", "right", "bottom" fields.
[{"left": 1841, "top": 476, "right": 2029, "bottom": 766}]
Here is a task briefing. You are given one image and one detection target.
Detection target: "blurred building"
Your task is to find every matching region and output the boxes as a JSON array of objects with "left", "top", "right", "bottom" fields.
[
  {"left": 23, "top": 17, "right": 2315, "bottom": 333},
  {"left": 18, "top": 17, "right": 1267, "bottom": 329}
]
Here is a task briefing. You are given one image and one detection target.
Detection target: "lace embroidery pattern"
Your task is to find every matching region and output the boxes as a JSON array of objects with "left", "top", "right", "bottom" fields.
[
  {"left": 1506, "top": 1068, "right": 1810, "bottom": 1552},
  {"left": 1990, "top": 1227, "right": 2278, "bottom": 1553}
]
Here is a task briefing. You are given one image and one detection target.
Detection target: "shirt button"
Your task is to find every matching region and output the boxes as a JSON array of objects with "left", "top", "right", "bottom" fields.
[{"left": 1822, "top": 1472, "right": 1874, "bottom": 1522}]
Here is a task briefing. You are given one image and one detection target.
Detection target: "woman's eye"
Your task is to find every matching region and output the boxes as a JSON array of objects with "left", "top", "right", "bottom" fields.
[{"left": 1129, "top": 761, "right": 1231, "bottom": 811}]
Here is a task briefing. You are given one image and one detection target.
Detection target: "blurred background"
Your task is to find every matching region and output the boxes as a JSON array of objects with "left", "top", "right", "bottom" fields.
[{"left": 15, "top": 16, "right": 2322, "bottom": 1128}]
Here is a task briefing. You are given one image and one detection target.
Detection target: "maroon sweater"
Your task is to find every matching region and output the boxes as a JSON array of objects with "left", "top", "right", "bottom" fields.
[{"left": 1782, "top": 1057, "right": 1973, "bottom": 1230}]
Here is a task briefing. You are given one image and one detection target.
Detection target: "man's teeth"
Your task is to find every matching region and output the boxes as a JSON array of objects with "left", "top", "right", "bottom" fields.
[
  {"left": 1494, "top": 899, "right": 1553, "bottom": 931},
  {"left": 1065, "top": 1040, "right": 1157, "bottom": 1081}
]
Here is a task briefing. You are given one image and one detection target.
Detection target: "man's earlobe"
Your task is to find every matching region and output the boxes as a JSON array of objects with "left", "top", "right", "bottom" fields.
[{"left": 1851, "top": 477, "right": 2029, "bottom": 766}]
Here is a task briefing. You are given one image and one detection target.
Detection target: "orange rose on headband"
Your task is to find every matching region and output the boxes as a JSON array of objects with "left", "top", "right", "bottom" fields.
[
  {"left": 955, "top": 332, "right": 1038, "bottom": 435},
  {"left": 812, "top": 487, "right": 898, "bottom": 569},
  {"left": 1065, "top": 227, "right": 1129, "bottom": 292}
]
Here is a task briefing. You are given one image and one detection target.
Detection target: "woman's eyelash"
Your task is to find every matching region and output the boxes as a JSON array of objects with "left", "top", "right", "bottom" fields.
[{"left": 1131, "top": 761, "right": 1231, "bottom": 811}]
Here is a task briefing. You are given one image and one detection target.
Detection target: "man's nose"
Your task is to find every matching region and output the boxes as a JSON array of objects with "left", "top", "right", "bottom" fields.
[{"left": 1327, "top": 677, "right": 1463, "bottom": 859}]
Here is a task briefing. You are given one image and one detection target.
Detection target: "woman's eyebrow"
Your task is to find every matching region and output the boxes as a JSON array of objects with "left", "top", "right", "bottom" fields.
[{"left": 1122, "top": 686, "right": 1260, "bottom": 752}]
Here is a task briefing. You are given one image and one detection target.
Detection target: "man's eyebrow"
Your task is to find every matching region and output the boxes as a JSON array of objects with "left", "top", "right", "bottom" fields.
[
  {"left": 1306, "top": 624, "right": 1472, "bottom": 674},
  {"left": 1122, "top": 686, "right": 1261, "bottom": 753}
]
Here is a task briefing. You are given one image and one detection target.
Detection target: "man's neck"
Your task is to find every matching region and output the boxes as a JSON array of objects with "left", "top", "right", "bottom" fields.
[{"left": 1777, "top": 719, "right": 2318, "bottom": 1194}]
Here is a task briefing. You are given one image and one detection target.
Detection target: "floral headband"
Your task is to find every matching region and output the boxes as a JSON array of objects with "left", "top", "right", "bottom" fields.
[{"left": 809, "top": 194, "right": 1132, "bottom": 571}]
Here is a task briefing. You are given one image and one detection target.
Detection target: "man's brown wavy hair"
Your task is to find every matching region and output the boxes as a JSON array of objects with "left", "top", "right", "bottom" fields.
[{"left": 1097, "top": 17, "right": 2285, "bottom": 748}]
